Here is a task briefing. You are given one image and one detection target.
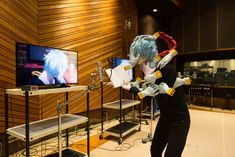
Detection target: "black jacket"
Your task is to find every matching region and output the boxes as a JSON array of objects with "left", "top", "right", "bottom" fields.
[{"left": 130, "top": 63, "right": 189, "bottom": 122}]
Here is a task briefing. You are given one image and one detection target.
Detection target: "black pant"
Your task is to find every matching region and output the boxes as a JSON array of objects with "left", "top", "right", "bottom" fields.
[{"left": 151, "top": 115, "right": 190, "bottom": 157}]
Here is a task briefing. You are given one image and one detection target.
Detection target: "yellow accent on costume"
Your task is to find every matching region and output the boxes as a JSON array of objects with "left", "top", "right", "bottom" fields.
[
  {"left": 167, "top": 88, "right": 175, "bottom": 96},
  {"left": 136, "top": 77, "right": 142, "bottom": 83},
  {"left": 138, "top": 92, "right": 144, "bottom": 99},
  {"left": 154, "top": 70, "right": 162, "bottom": 79},
  {"left": 169, "top": 49, "right": 178, "bottom": 56},
  {"left": 185, "top": 77, "right": 191, "bottom": 85},
  {"left": 124, "top": 65, "right": 131, "bottom": 70},
  {"left": 155, "top": 55, "right": 162, "bottom": 62},
  {"left": 153, "top": 32, "right": 160, "bottom": 38}
]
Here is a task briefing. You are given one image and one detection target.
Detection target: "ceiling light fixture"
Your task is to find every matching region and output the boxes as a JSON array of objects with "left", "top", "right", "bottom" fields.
[{"left": 153, "top": 9, "right": 158, "bottom": 12}]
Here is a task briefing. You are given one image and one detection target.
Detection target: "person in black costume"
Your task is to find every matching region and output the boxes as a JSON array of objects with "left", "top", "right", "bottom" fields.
[
  {"left": 122, "top": 34, "right": 190, "bottom": 157},
  {"left": 151, "top": 63, "right": 190, "bottom": 157}
]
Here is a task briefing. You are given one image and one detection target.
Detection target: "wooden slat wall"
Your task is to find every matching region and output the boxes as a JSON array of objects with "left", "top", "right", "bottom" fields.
[
  {"left": 38, "top": 0, "right": 138, "bottom": 118},
  {"left": 0, "top": 0, "right": 39, "bottom": 133},
  {"left": 120, "top": 0, "right": 138, "bottom": 56},
  {"left": 0, "top": 0, "right": 138, "bottom": 132}
]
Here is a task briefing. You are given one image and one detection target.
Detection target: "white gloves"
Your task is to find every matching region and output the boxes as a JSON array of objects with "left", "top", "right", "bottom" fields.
[
  {"left": 141, "top": 62, "right": 161, "bottom": 85},
  {"left": 121, "top": 77, "right": 143, "bottom": 91},
  {"left": 122, "top": 77, "right": 188, "bottom": 95},
  {"left": 137, "top": 82, "right": 175, "bottom": 99},
  {"left": 173, "top": 77, "right": 191, "bottom": 89},
  {"left": 138, "top": 84, "right": 159, "bottom": 99},
  {"left": 159, "top": 82, "right": 175, "bottom": 96},
  {"left": 157, "top": 49, "right": 178, "bottom": 69},
  {"left": 140, "top": 76, "right": 190, "bottom": 97},
  {"left": 144, "top": 70, "right": 162, "bottom": 84},
  {"left": 131, "top": 77, "right": 142, "bottom": 89}
]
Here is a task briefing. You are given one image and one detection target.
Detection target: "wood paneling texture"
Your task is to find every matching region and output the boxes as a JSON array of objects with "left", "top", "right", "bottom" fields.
[
  {"left": 199, "top": 0, "right": 217, "bottom": 51},
  {"left": 0, "top": 0, "right": 137, "bottom": 133},
  {"left": 170, "top": 16, "right": 184, "bottom": 53},
  {"left": 0, "top": 0, "right": 39, "bottom": 133},
  {"left": 183, "top": 0, "right": 199, "bottom": 53},
  {"left": 120, "top": 0, "right": 138, "bottom": 56},
  {"left": 218, "top": 0, "right": 235, "bottom": 48},
  {"left": 173, "top": 0, "right": 235, "bottom": 55},
  {"left": 38, "top": 0, "right": 138, "bottom": 119}
]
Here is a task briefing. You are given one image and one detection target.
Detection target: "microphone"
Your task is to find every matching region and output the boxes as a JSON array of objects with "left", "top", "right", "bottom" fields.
[
  {"left": 89, "top": 61, "right": 105, "bottom": 91},
  {"left": 96, "top": 61, "right": 104, "bottom": 81}
]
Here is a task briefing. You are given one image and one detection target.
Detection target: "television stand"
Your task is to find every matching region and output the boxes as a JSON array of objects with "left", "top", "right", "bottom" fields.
[
  {"left": 38, "top": 84, "right": 71, "bottom": 89},
  {"left": 5, "top": 86, "right": 90, "bottom": 157},
  {"left": 59, "top": 84, "right": 71, "bottom": 88}
]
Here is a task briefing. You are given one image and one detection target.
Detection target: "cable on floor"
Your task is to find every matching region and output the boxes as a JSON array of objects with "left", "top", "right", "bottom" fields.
[{"left": 72, "top": 137, "right": 143, "bottom": 152}]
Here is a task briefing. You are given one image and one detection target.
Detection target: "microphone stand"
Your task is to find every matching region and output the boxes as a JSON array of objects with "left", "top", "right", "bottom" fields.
[{"left": 48, "top": 87, "right": 90, "bottom": 157}]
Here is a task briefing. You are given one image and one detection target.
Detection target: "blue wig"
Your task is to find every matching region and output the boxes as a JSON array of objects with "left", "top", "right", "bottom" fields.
[{"left": 130, "top": 35, "right": 158, "bottom": 62}]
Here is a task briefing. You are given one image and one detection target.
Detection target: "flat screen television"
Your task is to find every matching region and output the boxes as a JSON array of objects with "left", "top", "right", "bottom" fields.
[
  {"left": 112, "top": 57, "right": 134, "bottom": 81},
  {"left": 16, "top": 43, "right": 78, "bottom": 87}
]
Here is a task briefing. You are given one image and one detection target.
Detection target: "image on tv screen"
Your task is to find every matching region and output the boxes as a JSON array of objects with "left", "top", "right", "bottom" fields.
[
  {"left": 16, "top": 43, "right": 78, "bottom": 87},
  {"left": 112, "top": 58, "right": 133, "bottom": 80}
]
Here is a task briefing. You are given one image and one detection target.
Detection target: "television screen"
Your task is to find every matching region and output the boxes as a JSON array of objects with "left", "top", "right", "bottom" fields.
[
  {"left": 16, "top": 43, "right": 78, "bottom": 87},
  {"left": 112, "top": 58, "right": 133, "bottom": 81}
]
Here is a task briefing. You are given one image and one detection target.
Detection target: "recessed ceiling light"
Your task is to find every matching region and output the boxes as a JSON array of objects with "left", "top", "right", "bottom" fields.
[{"left": 153, "top": 9, "right": 158, "bottom": 12}]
